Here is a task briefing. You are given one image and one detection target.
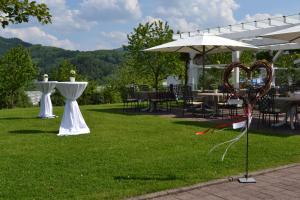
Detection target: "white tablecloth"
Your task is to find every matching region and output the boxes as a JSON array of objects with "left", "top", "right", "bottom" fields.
[
  {"left": 36, "top": 81, "right": 57, "bottom": 118},
  {"left": 56, "top": 82, "right": 90, "bottom": 136}
]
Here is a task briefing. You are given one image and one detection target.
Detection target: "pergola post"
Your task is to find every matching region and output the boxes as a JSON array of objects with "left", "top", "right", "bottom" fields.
[
  {"left": 188, "top": 53, "right": 199, "bottom": 91},
  {"left": 232, "top": 51, "right": 240, "bottom": 89}
]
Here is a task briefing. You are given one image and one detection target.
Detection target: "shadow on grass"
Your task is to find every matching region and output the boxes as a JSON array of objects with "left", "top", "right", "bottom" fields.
[
  {"left": 0, "top": 117, "right": 38, "bottom": 120},
  {"left": 114, "top": 174, "right": 181, "bottom": 181},
  {"left": 173, "top": 120, "right": 215, "bottom": 129},
  {"left": 9, "top": 129, "right": 57, "bottom": 134},
  {"left": 88, "top": 108, "right": 169, "bottom": 116},
  {"left": 249, "top": 125, "right": 300, "bottom": 138},
  {"left": 174, "top": 119, "right": 298, "bottom": 137}
]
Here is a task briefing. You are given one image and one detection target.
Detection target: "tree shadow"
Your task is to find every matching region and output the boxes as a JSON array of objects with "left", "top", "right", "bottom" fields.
[
  {"left": 0, "top": 117, "right": 38, "bottom": 120},
  {"left": 113, "top": 174, "right": 181, "bottom": 181},
  {"left": 173, "top": 118, "right": 298, "bottom": 137},
  {"left": 87, "top": 108, "right": 173, "bottom": 117},
  {"left": 173, "top": 120, "right": 214, "bottom": 129},
  {"left": 9, "top": 129, "right": 57, "bottom": 134},
  {"left": 249, "top": 121, "right": 300, "bottom": 137}
]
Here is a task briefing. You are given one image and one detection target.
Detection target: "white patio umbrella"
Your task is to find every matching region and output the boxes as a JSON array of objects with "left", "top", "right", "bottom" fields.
[
  {"left": 144, "top": 34, "right": 257, "bottom": 88},
  {"left": 262, "top": 25, "right": 300, "bottom": 43}
]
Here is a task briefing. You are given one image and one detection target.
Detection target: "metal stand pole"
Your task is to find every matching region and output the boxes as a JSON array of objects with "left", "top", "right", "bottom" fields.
[{"left": 238, "top": 115, "right": 256, "bottom": 183}]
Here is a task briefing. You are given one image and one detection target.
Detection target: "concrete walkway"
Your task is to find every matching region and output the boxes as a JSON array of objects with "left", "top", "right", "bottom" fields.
[{"left": 129, "top": 164, "right": 300, "bottom": 200}]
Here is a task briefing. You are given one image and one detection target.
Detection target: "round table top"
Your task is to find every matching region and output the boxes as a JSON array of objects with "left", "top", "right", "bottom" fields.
[
  {"left": 56, "top": 82, "right": 88, "bottom": 100},
  {"left": 56, "top": 81, "right": 88, "bottom": 85},
  {"left": 197, "top": 92, "right": 223, "bottom": 96},
  {"left": 35, "top": 81, "right": 58, "bottom": 93},
  {"left": 36, "top": 81, "right": 58, "bottom": 84}
]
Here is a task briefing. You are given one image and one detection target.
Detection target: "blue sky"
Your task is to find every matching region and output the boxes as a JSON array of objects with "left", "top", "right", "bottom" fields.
[{"left": 1, "top": 0, "right": 299, "bottom": 51}]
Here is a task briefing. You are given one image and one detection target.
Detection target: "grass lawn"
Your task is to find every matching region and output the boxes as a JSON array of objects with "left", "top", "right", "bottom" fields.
[{"left": 0, "top": 104, "right": 300, "bottom": 199}]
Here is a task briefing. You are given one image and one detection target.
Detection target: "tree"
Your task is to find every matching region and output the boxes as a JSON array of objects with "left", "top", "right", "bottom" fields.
[
  {"left": 50, "top": 59, "right": 79, "bottom": 82},
  {"left": 0, "top": 0, "right": 51, "bottom": 28},
  {"left": 275, "top": 53, "right": 300, "bottom": 85},
  {"left": 0, "top": 45, "right": 37, "bottom": 107},
  {"left": 126, "top": 21, "right": 183, "bottom": 90}
]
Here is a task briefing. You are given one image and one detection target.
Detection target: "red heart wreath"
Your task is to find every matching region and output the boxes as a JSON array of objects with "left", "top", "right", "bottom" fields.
[{"left": 223, "top": 60, "right": 273, "bottom": 105}]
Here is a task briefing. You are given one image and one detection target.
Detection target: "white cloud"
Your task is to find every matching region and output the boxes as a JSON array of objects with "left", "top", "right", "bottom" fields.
[
  {"left": 93, "top": 31, "right": 128, "bottom": 50},
  {"left": 80, "top": 0, "right": 142, "bottom": 23},
  {"left": 142, "top": 16, "right": 164, "bottom": 24},
  {"left": 0, "top": 27, "right": 76, "bottom": 50},
  {"left": 100, "top": 31, "right": 127, "bottom": 43},
  {"left": 37, "top": 0, "right": 96, "bottom": 32},
  {"left": 151, "top": 0, "right": 239, "bottom": 32},
  {"left": 171, "top": 18, "right": 198, "bottom": 33}
]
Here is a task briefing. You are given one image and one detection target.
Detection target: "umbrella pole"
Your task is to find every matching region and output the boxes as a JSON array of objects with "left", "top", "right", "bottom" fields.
[
  {"left": 185, "top": 59, "right": 188, "bottom": 86},
  {"left": 202, "top": 46, "right": 205, "bottom": 90}
]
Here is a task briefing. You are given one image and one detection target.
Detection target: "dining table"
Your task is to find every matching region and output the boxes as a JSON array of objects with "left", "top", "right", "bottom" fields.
[
  {"left": 35, "top": 81, "right": 57, "bottom": 118},
  {"left": 138, "top": 91, "right": 172, "bottom": 112},
  {"left": 55, "top": 82, "right": 90, "bottom": 136},
  {"left": 273, "top": 95, "right": 300, "bottom": 130},
  {"left": 195, "top": 92, "right": 224, "bottom": 114}
]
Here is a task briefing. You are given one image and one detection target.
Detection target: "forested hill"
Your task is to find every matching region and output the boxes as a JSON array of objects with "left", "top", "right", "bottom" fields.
[{"left": 0, "top": 37, "right": 125, "bottom": 83}]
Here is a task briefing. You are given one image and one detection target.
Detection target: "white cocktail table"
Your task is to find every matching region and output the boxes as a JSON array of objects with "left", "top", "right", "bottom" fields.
[
  {"left": 56, "top": 82, "right": 90, "bottom": 136},
  {"left": 36, "top": 81, "right": 57, "bottom": 118}
]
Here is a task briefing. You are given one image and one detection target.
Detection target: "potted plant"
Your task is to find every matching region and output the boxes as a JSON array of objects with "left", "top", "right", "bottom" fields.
[
  {"left": 43, "top": 74, "right": 48, "bottom": 82},
  {"left": 70, "top": 70, "right": 76, "bottom": 82}
]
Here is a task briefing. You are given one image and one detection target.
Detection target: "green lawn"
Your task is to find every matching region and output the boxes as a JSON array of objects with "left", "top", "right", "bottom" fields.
[{"left": 0, "top": 104, "right": 299, "bottom": 199}]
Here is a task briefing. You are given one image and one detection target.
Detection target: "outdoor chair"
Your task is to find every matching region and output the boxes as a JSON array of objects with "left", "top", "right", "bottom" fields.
[
  {"left": 217, "top": 93, "right": 241, "bottom": 119},
  {"left": 165, "top": 85, "right": 179, "bottom": 111},
  {"left": 122, "top": 86, "right": 139, "bottom": 112},
  {"left": 257, "top": 89, "right": 281, "bottom": 127},
  {"left": 137, "top": 85, "right": 151, "bottom": 110},
  {"left": 181, "top": 85, "right": 205, "bottom": 117}
]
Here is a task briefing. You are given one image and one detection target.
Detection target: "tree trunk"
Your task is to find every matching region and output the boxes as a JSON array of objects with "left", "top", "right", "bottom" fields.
[
  {"left": 184, "top": 59, "right": 189, "bottom": 86},
  {"left": 10, "top": 92, "right": 14, "bottom": 108},
  {"left": 154, "top": 75, "right": 159, "bottom": 91}
]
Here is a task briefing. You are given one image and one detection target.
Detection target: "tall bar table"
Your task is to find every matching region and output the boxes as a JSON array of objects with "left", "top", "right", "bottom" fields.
[
  {"left": 36, "top": 81, "right": 57, "bottom": 118},
  {"left": 55, "top": 82, "right": 90, "bottom": 136}
]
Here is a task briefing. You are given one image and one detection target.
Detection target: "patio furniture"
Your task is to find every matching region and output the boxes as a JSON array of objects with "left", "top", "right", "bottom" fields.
[
  {"left": 217, "top": 93, "right": 242, "bottom": 119},
  {"left": 147, "top": 91, "right": 170, "bottom": 112},
  {"left": 56, "top": 82, "right": 90, "bottom": 136},
  {"left": 181, "top": 86, "right": 208, "bottom": 117},
  {"left": 195, "top": 92, "right": 223, "bottom": 117},
  {"left": 122, "top": 86, "right": 139, "bottom": 112},
  {"left": 257, "top": 89, "right": 281, "bottom": 127},
  {"left": 35, "top": 81, "right": 57, "bottom": 118}
]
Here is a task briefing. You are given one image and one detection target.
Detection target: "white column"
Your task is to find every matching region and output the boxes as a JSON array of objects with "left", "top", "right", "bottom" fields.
[
  {"left": 232, "top": 51, "right": 240, "bottom": 89},
  {"left": 188, "top": 53, "right": 199, "bottom": 91}
]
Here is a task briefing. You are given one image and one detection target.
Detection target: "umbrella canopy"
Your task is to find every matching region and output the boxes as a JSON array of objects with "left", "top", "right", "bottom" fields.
[
  {"left": 144, "top": 34, "right": 257, "bottom": 89},
  {"left": 144, "top": 34, "right": 257, "bottom": 54},
  {"left": 262, "top": 25, "right": 300, "bottom": 43}
]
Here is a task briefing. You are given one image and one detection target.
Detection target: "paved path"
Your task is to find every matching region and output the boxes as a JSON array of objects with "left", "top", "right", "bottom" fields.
[{"left": 129, "top": 164, "right": 300, "bottom": 200}]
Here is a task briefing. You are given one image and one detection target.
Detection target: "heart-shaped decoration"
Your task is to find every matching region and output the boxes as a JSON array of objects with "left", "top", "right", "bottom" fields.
[{"left": 223, "top": 60, "right": 272, "bottom": 105}]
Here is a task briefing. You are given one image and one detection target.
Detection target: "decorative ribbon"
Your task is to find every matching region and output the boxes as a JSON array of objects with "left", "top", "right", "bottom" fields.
[{"left": 196, "top": 104, "right": 253, "bottom": 161}]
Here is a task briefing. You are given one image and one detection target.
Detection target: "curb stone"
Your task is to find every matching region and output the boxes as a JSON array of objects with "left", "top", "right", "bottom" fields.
[{"left": 126, "top": 163, "right": 300, "bottom": 200}]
